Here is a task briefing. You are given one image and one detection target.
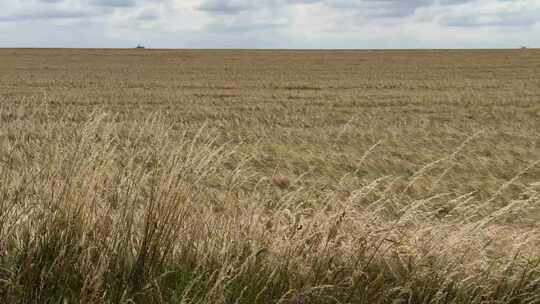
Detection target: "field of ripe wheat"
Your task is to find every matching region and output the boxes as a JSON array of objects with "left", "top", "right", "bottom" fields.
[{"left": 0, "top": 48, "right": 539, "bottom": 303}]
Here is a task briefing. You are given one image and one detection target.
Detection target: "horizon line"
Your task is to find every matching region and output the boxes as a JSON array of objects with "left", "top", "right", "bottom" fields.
[{"left": 0, "top": 47, "right": 537, "bottom": 51}]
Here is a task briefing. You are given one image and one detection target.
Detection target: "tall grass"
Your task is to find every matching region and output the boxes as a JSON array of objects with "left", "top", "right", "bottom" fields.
[{"left": 0, "top": 106, "right": 538, "bottom": 303}]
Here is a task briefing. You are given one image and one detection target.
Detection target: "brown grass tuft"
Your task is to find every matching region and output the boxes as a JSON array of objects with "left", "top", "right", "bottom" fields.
[{"left": 272, "top": 174, "right": 291, "bottom": 189}]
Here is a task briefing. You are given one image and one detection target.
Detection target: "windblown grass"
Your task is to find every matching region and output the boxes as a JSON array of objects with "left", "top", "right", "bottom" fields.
[{"left": 0, "top": 49, "right": 539, "bottom": 303}]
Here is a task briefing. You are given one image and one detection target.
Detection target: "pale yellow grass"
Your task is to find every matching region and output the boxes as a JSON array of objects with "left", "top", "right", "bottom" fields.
[{"left": 0, "top": 49, "right": 539, "bottom": 303}]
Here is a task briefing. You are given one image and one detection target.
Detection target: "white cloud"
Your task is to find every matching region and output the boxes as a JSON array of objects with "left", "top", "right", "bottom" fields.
[{"left": 0, "top": 0, "right": 538, "bottom": 48}]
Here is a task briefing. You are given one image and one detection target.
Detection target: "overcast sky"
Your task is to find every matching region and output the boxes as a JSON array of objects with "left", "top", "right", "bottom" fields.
[{"left": 0, "top": 0, "right": 538, "bottom": 48}]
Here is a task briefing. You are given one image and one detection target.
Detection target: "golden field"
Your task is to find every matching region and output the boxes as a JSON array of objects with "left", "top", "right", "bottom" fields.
[{"left": 0, "top": 48, "right": 539, "bottom": 303}]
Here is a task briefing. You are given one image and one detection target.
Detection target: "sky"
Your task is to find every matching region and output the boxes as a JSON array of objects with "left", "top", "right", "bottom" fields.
[{"left": 0, "top": 0, "right": 539, "bottom": 49}]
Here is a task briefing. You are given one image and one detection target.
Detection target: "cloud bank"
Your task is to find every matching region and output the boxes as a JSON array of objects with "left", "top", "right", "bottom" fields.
[{"left": 0, "top": 0, "right": 538, "bottom": 48}]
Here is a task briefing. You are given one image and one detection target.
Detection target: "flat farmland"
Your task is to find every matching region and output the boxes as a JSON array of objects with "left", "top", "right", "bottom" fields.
[{"left": 0, "top": 49, "right": 540, "bottom": 303}]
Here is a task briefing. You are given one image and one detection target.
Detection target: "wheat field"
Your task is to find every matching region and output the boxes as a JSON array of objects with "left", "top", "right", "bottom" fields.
[{"left": 0, "top": 48, "right": 539, "bottom": 303}]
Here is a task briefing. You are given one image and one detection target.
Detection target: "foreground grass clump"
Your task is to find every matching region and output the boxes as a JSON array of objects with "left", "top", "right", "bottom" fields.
[
  {"left": 0, "top": 49, "right": 539, "bottom": 303},
  {"left": 0, "top": 109, "right": 538, "bottom": 303}
]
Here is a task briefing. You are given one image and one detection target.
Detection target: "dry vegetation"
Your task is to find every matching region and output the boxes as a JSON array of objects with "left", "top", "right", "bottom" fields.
[{"left": 0, "top": 48, "right": 540, "bottom": 303}]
